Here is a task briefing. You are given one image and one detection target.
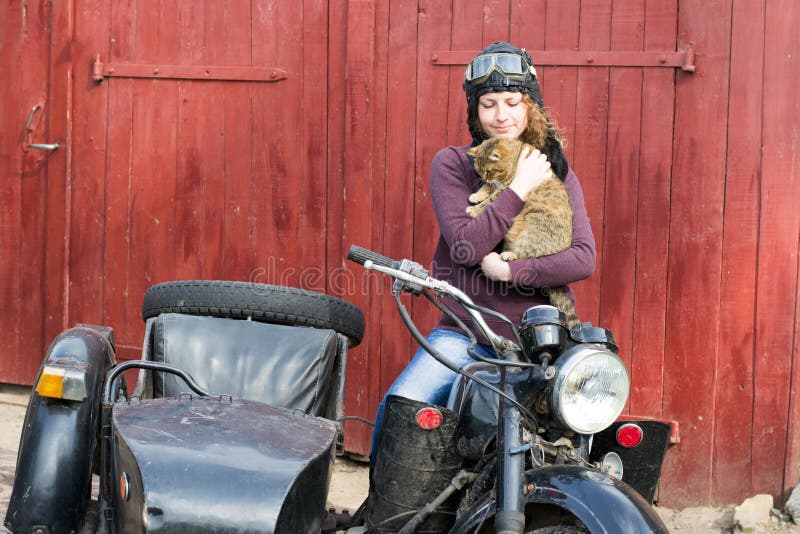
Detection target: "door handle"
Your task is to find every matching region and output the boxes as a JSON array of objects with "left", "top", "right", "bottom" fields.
[
  {"left": 23, "top": 101, "right": 60, "bottom": 152},
  {"left": 28, "top": 143, "right": 60, "bottom": 151}
]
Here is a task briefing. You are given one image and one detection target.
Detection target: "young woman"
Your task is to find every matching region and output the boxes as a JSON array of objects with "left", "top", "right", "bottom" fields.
[{"left": 371, "top": 41, "right": 596, "bottom": 449}]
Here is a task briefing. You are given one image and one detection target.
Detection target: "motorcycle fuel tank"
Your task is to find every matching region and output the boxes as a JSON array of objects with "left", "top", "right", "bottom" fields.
[{"left": 109, "top": 396, "right": 337, "bottom": 533}]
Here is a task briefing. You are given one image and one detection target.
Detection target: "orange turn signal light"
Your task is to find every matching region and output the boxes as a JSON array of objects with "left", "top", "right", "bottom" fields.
[{"left": 35, "top": 365, "right": 88, "bottom": 401}]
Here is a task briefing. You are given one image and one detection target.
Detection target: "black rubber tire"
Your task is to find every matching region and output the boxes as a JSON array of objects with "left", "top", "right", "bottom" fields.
[
  {"left": 530, "top": 527, "right": 589, "bottom": 534},
  {"left": 142, "top": 280, "right": 365, "bottom": 346}
]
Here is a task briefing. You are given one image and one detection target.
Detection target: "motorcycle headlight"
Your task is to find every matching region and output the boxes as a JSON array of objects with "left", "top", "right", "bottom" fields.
[{"left": 551, "top": 345, "right": 629, "bottom": 434}]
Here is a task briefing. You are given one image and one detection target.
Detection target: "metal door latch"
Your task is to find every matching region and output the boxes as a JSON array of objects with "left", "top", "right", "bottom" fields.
[{"left": 23, "top": 103, "right": 60, "bottom": 151}]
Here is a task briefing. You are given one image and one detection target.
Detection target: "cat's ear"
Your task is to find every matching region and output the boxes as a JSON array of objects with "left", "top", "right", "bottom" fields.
[
  {"left": 467, "top": 146, "right": 479, "bottom": 156},
  {"left": 489, "top": 151, "right": 501, "bottom": 161}
]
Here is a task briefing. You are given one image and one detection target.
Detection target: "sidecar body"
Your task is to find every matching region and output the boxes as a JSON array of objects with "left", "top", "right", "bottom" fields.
[{"left": 4, "top": 282, "right": 364, "bottom": 534}]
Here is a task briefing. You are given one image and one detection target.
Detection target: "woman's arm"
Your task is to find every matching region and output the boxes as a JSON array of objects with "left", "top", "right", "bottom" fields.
[
  {"left": 506, "top": 169, "right": 597, "bottom": 287},
  {"left": 429, "top": 146, "right": 524, "bottom": 266}
]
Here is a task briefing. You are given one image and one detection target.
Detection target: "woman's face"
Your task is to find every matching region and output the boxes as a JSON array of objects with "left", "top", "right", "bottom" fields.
[{"left": 477, "top": 91, "right": 528, "bottom": 139}]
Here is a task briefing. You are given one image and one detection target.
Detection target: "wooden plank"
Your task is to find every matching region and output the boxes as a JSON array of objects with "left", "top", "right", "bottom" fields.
[
  {"left": 568, "top": 0, "right": 612, "bottom": 326},
  {"left": 445, "top": 2, "right": 481, "bottom": 148},
  {"left": 512, "top": 0, "right": 547, "bottom": 137},
  {"left": 69, "top": 2, "right": 111, "bottom": 326},
  {"left": 483, "top": 0, "right": 511, "bottom": 44},
  {"left": 0, "top": 1, "right": 23, "bottom": 382},
  {"left": 251, "top": 0, "right": 279, "bottom": 281},
  {"left": 628, "top": 0, "right": 676, "bottom": 420},
  {"left": 222, "top": 0, "right": 255, "bottom": 280},
  {"left": 370, "top": 0, "right": 394, "bottom": 456},
  {"left": 755, "top": 0, "right": 800, "bottom": 500},
  {"left": 326, "top": 0, "right": 352, "bottom": 445},
  {"left": 410, "top": 0, "right": 453, "bottom": 354},
  {"left": 199, "top": 1, "right": 226, "bottom": 279},
  {"left": 272, "top": 0, "right": 305, "bottom": 280},
  {"left": 711, "top": 0, "right": 764, "bottom": 504},
  {"left": 17, "top": 1, "right": 50, "bottom": 381},
  {"left": 340, "top": 0, "right": 378, "bottom": 457},
  {"left": 44, "top": 0, "right": 73, "bottom": 369},
  {"left": 126, "top": 0, "right": 163, "bottom": 344},
  {"left": 172, "top": 0, "right": 206, "bottom": 281},
  {"left": 660, "top": 0, "right": 729, "bottom": 508},
  {"left": 599, "top": 0, "right": 644, "bottom": 389},
  {"left": 378, "top": 0, "right": 418, "bottom": 429},
  {"left": 542, "top": 0, "right": 580, "bottom": 164},
  {"left": 370, "top": 0, "right": 390, "bottom": 439},
  {"left": 300, "top": 0, "right": 329, "bottom": 289},
  {"left": 103, "top": 0, "right": 133, "bottom": 349},
  {"left": 156, "top": 0, "right": 181, "bottom": 289},
  {"left": 325, "top": 0, "right": 347, "bottom": 288}
]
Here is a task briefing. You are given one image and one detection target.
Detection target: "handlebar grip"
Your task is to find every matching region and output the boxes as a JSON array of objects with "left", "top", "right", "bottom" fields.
[{"left": 347, "top": 245, "right": 396, "bottom": 268}]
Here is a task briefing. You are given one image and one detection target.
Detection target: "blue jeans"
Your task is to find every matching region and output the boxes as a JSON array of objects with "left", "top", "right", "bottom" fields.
[{"left": 370, "top": 328, "right": 497, "bottom": 458}]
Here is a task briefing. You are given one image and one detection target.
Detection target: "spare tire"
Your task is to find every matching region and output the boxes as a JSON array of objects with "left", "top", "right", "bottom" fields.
[{"left": 142, "top": 280, "right": 365, "bottom": 346}]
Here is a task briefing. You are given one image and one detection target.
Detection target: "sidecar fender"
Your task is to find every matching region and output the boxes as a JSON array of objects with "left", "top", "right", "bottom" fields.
[
  {"left": 452, "top": 465, "right": 668, "bottom": 534},
  {"left": 4, "top": 324, "right": 115, "bottom": 533}
]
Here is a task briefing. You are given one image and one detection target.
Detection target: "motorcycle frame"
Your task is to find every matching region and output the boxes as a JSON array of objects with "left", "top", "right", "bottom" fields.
[{"left": 361, "top": 253, "right": 668, "bottom": 534}]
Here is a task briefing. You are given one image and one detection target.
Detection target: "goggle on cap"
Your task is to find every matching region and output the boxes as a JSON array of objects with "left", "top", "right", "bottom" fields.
[{"left": 462, "top": 42, "right": 543, "bottom": 107}]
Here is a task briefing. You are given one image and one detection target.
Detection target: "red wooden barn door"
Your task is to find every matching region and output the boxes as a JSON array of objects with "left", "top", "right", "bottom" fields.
[
  {"left": 67, "top": 2, "right": 330, "bottom": 361},
  {"left": 0, "top": 2, "right": 67, "bottom": 383}
]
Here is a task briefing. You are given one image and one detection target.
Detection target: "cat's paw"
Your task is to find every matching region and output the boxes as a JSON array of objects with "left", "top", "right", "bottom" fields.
[
  {"left": 500, "top": 251, "right": 518, "bottom": 261},
  {"left": 466, "top": 205, "right": 480, "bottom": 217},
  {"left": 468, "top": 192, "right": 482, "bottom": 204}
]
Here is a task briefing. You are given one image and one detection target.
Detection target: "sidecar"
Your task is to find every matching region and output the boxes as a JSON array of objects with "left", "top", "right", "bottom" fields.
[{"left": 4, "top": 281, "right": 365, "bottom": 534}]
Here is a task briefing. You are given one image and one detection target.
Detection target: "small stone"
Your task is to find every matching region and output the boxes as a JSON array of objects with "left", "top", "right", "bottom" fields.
[
  {"left": 734, "top": 494, "right": 773, "bottom": 532},
  {"left": 785, "top": 485, "right": 800, "bottom": 524}
]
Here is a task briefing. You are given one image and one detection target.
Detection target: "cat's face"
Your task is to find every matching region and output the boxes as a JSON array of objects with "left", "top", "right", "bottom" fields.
[{"left": 469, "top": 138, "right": 520, "bottom": 185}]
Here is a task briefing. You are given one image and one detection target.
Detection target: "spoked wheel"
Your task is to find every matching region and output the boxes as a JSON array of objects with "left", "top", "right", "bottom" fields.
[{"left": 142, "top": 280, "right": 365, "bottom": 346}]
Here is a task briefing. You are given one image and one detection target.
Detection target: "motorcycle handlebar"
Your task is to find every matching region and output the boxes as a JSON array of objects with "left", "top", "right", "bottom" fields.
[
  {"left": 347, "top": 244, "right": 519, "bottom": 354},
  {"left": 347, "top": 245, "right": 396, "bottom": 268}
]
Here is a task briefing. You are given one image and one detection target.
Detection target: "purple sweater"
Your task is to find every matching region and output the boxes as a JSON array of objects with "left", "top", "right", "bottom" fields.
[{"left": 429, "top": 144, "right": 596, "bottom": 341}]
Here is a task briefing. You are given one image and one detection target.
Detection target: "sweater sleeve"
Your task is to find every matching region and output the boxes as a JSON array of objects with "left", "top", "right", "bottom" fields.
[
  {"left": 429, "top": 146, "right": 525, "bottom": 267},
  {"left": 507, "top": 169, "right": 597, "bottom": 288}
]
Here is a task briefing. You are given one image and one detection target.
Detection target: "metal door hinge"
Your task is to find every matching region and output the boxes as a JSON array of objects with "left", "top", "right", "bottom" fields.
[
  {"left": 433, "top": 45, "right": 696, "bottom": 73},
  {"left": 92, "top": 54, "right": 288, "bottom": 83}
]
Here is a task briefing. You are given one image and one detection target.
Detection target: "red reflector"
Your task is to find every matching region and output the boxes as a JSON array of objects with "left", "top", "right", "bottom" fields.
[
  {"left": 415, "top": 407, "right": 443, "bottom": 430},
  {"left": 616, "top": 423, "right": 644, "bottom": 448}
]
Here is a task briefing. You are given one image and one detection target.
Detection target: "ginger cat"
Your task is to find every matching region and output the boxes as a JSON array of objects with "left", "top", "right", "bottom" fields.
[{"left": 468, "top": 137, "right": 578, "bottom": 328}]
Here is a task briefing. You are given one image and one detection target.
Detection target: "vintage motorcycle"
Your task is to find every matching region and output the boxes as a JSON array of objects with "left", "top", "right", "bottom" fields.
[{"left": 4, "top": 245, "right": 671, "bottom": 533}]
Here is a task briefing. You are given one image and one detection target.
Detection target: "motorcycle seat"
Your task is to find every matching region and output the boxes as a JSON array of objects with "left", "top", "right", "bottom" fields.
[{"left": 148, "top": 313, "right": 341, "bottom": 418}]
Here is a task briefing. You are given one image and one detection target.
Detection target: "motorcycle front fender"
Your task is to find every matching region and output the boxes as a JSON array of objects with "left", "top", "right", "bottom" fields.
[
  {"left": 453, "top": 465, "right": 668, "bottom": 534},
  {"left": 4, "top": 325, "right": 116, "bottom": 533}
]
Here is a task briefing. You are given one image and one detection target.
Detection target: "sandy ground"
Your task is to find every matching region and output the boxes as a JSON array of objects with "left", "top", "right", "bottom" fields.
[{"left": 2, "top": 384, "right": 799, "bottom": 533}]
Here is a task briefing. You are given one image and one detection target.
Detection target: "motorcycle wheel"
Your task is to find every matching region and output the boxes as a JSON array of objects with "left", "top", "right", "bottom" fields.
[
  {"left": 141, "top": 280, "right": 365, "bottom": 346},
  {"left": 529, "top": 527, "right": 589, "bottom": 533}
]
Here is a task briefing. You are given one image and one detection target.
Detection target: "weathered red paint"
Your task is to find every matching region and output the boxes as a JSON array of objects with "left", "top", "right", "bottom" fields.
[{"left": 1, "top": 0, "right": 799, "bottom": 507}]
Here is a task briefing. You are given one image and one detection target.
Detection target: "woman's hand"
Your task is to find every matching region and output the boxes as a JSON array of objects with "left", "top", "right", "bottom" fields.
[
  {"left": 481, "top": 252, "right": 512, "bottom": 282},
  {"left": 508, "top": 146, "right": 552, "bottom": 199}
]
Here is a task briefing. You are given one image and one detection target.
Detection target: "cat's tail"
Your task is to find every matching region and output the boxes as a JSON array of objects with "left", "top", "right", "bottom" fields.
[{"left": 548, "top": 287, "right": 580, "bottom": 330}]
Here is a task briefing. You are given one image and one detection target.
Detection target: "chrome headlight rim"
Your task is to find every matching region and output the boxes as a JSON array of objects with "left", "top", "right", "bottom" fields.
[{"left": 551, "top": 344, "right": 630, "bottom": 434}]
